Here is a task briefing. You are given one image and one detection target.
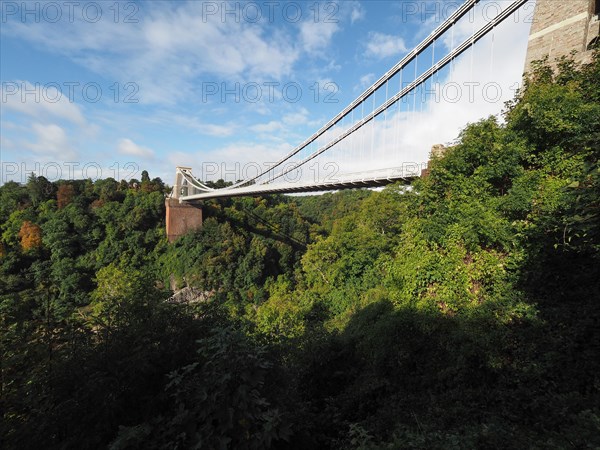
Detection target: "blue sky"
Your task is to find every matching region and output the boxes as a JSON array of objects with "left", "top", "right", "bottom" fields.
[{"left": 1, "top": 1, "right": 534, "bottom": 185}]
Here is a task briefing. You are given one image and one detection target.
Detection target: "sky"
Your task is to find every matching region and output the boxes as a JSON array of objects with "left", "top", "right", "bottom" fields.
[{"left": 0, "top": 0, "right": 535, "bottom": 186}]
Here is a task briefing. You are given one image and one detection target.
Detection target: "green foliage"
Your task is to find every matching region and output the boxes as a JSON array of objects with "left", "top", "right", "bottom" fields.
[
  {"left": 160, "top": 197, "right": 309, "bottom": 315},
  {"left": 89, "top": 262, "right": 160, "bottom": 333},
  {"left": 0, "top": 181, "right": 29, "bottom": 224},
  {"left": 26, "top": 174, "right": 56, "bottom": 207},
  {"left": 2, "top": 54, "right": 600, "bottom": 449},
  {"left": 112, "top": 326, "right": 293, "bottom": 449},
  {"left": 254, "top": 277, "right": 311, "bottom": 340}
]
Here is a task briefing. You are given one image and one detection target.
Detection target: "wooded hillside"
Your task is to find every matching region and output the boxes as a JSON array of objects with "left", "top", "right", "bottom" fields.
[{"left": 1, "top": 54, "right": 599, "bottom": 449}]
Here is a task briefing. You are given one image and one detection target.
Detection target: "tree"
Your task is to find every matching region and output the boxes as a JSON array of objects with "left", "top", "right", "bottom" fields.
[
  {"left": 0, "top": 181, "right": 29, "bottom": 224},
  {"left": 26, "top": 174, "right": 55, "bottom": 207},
  {"left": 18, "top": 221, "right": 42, "bottom": 251},
  {"left": 56, "top": 184, "right": 75, "bottom": 209},
  {"left": 89, "top": 262, "right": 160, "bottom": 334}
]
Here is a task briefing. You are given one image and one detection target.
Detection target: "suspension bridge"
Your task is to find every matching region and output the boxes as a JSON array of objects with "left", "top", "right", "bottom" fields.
[{"left": 166, "top": 0, "right": 599, "bottom": 240}]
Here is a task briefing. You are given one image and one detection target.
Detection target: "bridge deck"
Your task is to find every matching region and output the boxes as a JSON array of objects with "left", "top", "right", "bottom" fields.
[{"left": 180, "top": 171, "right": 418, "bottom": 202}]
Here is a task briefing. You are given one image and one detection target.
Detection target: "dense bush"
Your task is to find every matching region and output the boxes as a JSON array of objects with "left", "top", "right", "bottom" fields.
[{"left": 1, "top": 53, "right": 599, "bottom": 448}]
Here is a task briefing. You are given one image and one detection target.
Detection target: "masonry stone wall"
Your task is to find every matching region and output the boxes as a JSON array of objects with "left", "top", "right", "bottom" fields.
[
  {"left": 524, "top": 0, "right": 599, "bottom": 73},
  {"left": 165, "top": 198, "right": 203, "bottom": 243}
]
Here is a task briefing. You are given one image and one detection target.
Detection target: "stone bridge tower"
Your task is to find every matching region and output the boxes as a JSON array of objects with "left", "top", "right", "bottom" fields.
[
  {"left": 166, "top": 167, "right": 203, "bottom": 243},
  {"left": 524, "top": 0, "right": 599, "bottom": 72}
]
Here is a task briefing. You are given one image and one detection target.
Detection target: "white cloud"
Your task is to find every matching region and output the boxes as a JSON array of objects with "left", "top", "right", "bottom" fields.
[
  {"left": 0, "top": 135, "right": 14, "bottom": 152},
  {"left": 200, "top": 123, "right": 236, "bottom": 137},
  {"left": 298, "top": 1, "right": 365, "bottom": 54},
  {"left": 364, "top": 32, "right": 407, "bottom": 59},
  {"left": 117, "top": 138, "right": 155, "bottom": 159},
  {"left": 168, "top": 115, "right": 236, "bottom": 137},
  {"left": 335, "top": 0, "right": 365, "bottom": 25},
  {"left": 242, "top": 13, "right": 533, "bottom": 186},
  {"left": 328, "top": 14, "right": 532, "bottom": 176},
  {"left": 251, "top": 121, "right": 284, "bottom": 133},
  {"left": 2, "top": 2, "right": 301, "bottom": 105},
  {"left": 161, "top": 3, "right": 529, "bottom": 190},
  {"left": 351, "top": 5, "right": 365, "bottom": 24},
  {"left": 299, "top": 19, "right": 339, "bottom": 54},
  {"left": 25, "top": 123, "right": 78, "bottom": 160},
  {"left": 440, "top": 0, "right": 516, "bottom": 52},
  {"left": 0, "top": 0, "right": 533, "bottom": 191},
  {"left": 1, "top": 81, "right": 87, "bottom": 125},
  {"left": 167, "top": 141, "right": 294, "bottom": 182},
  {"left": 283, "top": 108, "right": 311, "bottom": 125},
  {"left": 357, "top": 73, "right": 376, "bottom": 91},
  {"left": 250, "top": 108, "right": 311, "bottom": 136}
]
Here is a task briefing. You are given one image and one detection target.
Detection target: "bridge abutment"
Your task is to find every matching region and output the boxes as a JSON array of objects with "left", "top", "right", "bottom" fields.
[
  {"left": 524, "top": 0, "right": 599, "bottom": 73},
  {"left": 421, "top": 144, "right": 447, "bottom": 178},
  {"left": 165, "top": 198, "right": 203, "bottom": 243}
]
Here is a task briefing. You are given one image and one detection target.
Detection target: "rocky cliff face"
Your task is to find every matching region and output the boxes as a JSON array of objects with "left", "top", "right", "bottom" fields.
[{"left": 167, "top": 286, "right": 213, "bottom": 304}]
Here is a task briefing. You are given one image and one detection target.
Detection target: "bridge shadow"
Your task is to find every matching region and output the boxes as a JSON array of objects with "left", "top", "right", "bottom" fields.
[{"left": 203, "top": 198, "right": 308, "bottom": 250}]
